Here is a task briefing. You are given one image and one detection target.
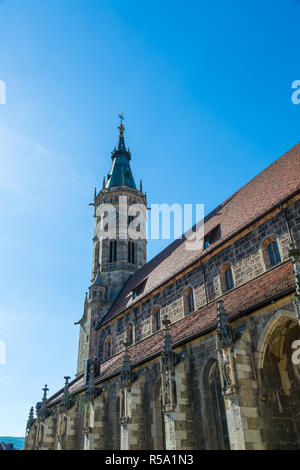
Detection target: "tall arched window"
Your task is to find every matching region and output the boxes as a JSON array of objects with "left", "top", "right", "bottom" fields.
[
  {"left": 152, "top": 307, "right": 161, "bottom": 332},
  {"left": 104, "top": 337, "right": 112, "bottom": 360},
  {"left": 262, "top": 237, "right": 281, "bottom": 269},
  {"left": 207, "top": 362, "right": 230, "bottom": 450},
  {"left": 126, "top": 323, "right": 134, "bottom": 345},
  {"left": 220, "top": 265, "right": 234, "bottom": 293},
  {"left": 184, "top": 288, "right": 195, "bottom": 315},
  {"left": 128, "top": 241, "right": 135, "bottom": 265},
  {"left": 109, "top": 240, "right": 117, "bottom": 263}
]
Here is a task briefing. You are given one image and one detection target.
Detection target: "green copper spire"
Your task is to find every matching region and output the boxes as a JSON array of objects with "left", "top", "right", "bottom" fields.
[{"left": 105, "top": 114, "right": 137, "bottom": 190}]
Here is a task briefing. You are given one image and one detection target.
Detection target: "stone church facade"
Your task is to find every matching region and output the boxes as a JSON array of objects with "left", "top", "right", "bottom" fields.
[{"left": 25, "top": 122, "right": 300, "bottom": 450}]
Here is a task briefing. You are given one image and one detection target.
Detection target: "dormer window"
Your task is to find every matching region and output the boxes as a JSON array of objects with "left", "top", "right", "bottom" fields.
[
  {"left": 131, "top": 279, "right": 147, "bottom": 301},
  {"left": 204, "top": 225, "right": 221, "bottom": 250}
]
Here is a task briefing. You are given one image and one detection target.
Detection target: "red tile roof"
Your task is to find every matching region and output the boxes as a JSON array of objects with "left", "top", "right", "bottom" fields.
[
  {"left": 48, "top": 260, "right": 295, "bottom": 406},
  {"left": 102, "top": 143, "right": 300, "bottom": 322}
]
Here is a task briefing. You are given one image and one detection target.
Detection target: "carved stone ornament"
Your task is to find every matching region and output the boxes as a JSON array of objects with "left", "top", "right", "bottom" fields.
[
  {"left": 216, "top": 301, "right": 241, "bottom": 395},
  {"left": 160, "top": 316, "right": 178, "bottom": 413}
]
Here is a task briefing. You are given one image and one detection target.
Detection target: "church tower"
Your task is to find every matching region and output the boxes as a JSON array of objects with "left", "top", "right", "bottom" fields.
[{"left": 76, "top": 116, "right": 147, "bottom": 375}]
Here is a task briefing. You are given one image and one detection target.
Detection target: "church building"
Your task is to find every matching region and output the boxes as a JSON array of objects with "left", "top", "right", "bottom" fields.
[{"left": 25, "top": 120, "right": 300, "bottom": 450}]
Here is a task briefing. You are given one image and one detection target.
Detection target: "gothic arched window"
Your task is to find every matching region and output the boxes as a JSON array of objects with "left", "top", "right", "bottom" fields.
[
  {"left": 109, "top": 240, "right": 117, "bottom": 263},
  {"left": 126, "top": 323, "right": 134, "bottom": 345},
  {"left": 184, "top": 287, "right": 195, "bottom": 315},
  {"left": 104, "top": 337, "right": 112, "bottom": 360},
  {"left": 220, "top": 265, "right": 234, "bottom": 293},
  {"left": 207, "top": 362, "right": 230, "bottom": 450},
  {"left": 152, "top": 307, "right": 161, "bottom": 332},
  {"left": 153, "top": 379, "right": 166, "bottom": 450},
  {"left": 128, "top": 241, "right": 135, "bottom": 265},
  {"left": 262, "top": 237, "right": 281, "bottom": 269}
]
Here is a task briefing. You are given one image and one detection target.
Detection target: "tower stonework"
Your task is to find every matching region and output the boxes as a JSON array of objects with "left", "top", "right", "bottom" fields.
[{"left": 76, "top": 119, "right": 147, "bottom": 375}]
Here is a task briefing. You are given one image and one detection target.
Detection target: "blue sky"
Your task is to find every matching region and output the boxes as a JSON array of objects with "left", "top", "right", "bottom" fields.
[{"left": 0, "top": 0, "right": 299, "bottom": 436}]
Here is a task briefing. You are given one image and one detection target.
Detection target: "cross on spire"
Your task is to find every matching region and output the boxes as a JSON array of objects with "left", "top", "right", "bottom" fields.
[
  {"left": 42, "top": 384, "right": 49, "bottom": 399},
  {"left": 118, "top": 112, "right": 125, "bottom": 138},
  {"left": 106, "top": 113, "right": 136, "bottom": 189},
  {"left": 118, "top": 111, "right": 125, "bottom": 122}
]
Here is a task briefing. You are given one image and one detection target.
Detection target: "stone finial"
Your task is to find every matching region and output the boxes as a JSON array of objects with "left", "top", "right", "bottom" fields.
[
  {"left": 162, "top": 314, "right": 171, "bottom": 329},
  {"left": 87, "top": 360, "right": 96, "bottom": 399},
  {"left": 26, "top": 406, "right": 35, "bottom": 431},
  {"left": 216, "top": 301, "right": 234, "bottom": 349},
  {"left": 61, "top": 376, "right": 71, "bottom": 410},
  {"left": 289, "top": 243, "right": 300, "bottom": 262},
  {"left": 94, "top": 187, "right": 97, "bottom": 200},
  {"left": 41, "top": 384, "right": 49, "bottom": 418},
  {"left": 140, "top": 180, "right": 143, "bottom": 192},
  {"left": 161, "top": 315, "right": 174, "bottom": 370},
  {"left": 289, "top": 243, "right": 300, "bottom": 319},
  {"left": 35, "top": 402, "right": 42, "bottom": 419},
  {"left": 121, "top": 342, "right": 133, "bottom": 388}
]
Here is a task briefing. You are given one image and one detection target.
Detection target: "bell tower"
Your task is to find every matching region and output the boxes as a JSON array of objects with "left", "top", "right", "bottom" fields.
[
  {"left": 91, "top": 114, "right": 147, "bottom": 298},
  {"left": 76, "top": 115, "right": 147, "bottom": 375}
]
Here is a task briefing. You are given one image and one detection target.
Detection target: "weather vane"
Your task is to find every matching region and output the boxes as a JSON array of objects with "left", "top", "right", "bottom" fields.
[{"left": 118, "top": 112, "right": 125, "bottom": 122}]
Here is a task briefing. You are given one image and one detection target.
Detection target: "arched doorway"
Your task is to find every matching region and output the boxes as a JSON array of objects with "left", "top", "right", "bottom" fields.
[{"left": 258, "top": 316, "right": 300, "bottom": 449}]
